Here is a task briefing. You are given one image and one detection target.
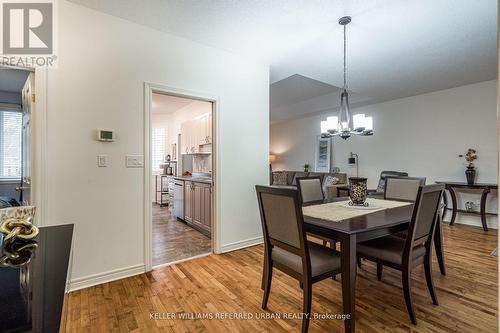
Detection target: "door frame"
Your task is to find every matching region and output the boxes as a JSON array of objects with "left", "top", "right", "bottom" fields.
[
  {"left": 0, "top": 66, "right": 48, "bottom": 226},
  {"left": 143, "top": 82, "right": 220, "bottom": 272}
]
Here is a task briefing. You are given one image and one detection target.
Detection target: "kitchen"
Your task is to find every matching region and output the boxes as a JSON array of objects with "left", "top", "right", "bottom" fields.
[{"left": 151, "top": 93, "right": 213, "bottom": 266}]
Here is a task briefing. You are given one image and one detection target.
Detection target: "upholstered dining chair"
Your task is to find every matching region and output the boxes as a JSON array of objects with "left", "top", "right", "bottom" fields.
[
  {"left": 255, "top": 185, "right": 342, "bottom": 333},
  {"left": 296, "top": 177, "right": 337, "bottom": 251},
  {"left": 384, "top": 176, "right": 426, "bottom": 202},
  {"left": 368, "top": 170, "right": 409, "bottom": 195},
  {"left": 296, "top": 176, "right": 324, "bottom": 205},
  {"left": 383, "top": 176, "right": 446, "bottom": 275},
  {"left": 357, "top": 184, "right": 445, "bottom": 325}
]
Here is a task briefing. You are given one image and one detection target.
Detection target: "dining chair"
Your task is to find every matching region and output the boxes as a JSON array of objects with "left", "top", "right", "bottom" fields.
[
  {"left": 383, "top": 176, "right": 446, "bottom": 275},
  {"left": 384, "top": 176, "right": 426, "bottom": 202},
  {"left": 357, "top": 184, "right": 445, "bottom": 325},
  {"left": 367, "top": 170, "right": 409, "bottom": 195},
  {"left": 255, "top": 185, "right": 342, "bottom": 333},
  {"left": 296, "top": 177, "right": 338, "bottom": 254}
]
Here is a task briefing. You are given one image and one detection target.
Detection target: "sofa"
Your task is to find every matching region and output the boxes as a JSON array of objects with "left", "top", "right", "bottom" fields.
[{"left": 270, "top": 170, "right": 348, "bottom": 200}]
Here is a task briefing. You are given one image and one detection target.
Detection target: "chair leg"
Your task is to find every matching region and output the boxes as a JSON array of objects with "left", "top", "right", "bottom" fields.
[
  {"left": 301, "top": 280, "right": 312, "bottom": 333},
  {"left": 330, "top": 241, "right": 336, "bottom": 249},
  {"left": 261, "top": 258, "right": 267, "bottom": 290},
  {"left": 262, "top": 262, "right": 273, "bottom": 309},
  {"left": 402, "top": 269, "right": 417, "bottom": 325},
  {"left": 322, "top": 240, "right": 327, "bottom": 246},
  {"left": 424, "top": 252, "right": 439, "bottom": 305},
  {"left": 376, "top": 260, "right": 383, "bottom": 281}
]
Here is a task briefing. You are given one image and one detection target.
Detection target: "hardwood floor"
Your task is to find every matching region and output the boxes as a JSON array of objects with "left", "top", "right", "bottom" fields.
[
  {"left": 65, "top": 223, "right": 497, "bottom": 332},
  {"left": 153, "top": 204, "right": 211, "bottom": 266}
]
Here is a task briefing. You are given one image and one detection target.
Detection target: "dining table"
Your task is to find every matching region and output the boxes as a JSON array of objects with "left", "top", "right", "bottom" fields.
[{"left": 302, "top": 197, "right": 416, "bottom": 333}]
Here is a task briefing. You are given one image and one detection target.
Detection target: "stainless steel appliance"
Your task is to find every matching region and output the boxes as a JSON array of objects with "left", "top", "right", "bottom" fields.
[{"left": 173, "top": 180, "right": 184, "bottom": 220}]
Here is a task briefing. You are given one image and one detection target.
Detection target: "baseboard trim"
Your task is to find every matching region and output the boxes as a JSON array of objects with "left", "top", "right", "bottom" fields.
[
  {"left": 442, "top": 213, "right": 498, "bottom": 230},
  {"left": 221, "top": 236, "right": 263, "bottom": 253},
  {"left": 68, "top": 264, "right": 145, "bottom": 292}
]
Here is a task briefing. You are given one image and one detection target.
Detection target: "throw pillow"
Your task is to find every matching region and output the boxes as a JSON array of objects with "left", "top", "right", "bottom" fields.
[
  {"left": 272, "top": 172, "right": 288, "bottom": 186},
  {"left": 322, "top": 176, "right": 340, "bottom": 195}
]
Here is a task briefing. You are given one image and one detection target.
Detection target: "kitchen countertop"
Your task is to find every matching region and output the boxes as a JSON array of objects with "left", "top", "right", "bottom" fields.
[{"left": 173, "top": 176, "right": 212, "bottom": 185}]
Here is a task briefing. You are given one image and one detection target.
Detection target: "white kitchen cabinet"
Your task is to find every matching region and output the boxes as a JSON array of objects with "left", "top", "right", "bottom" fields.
[{"left": 181, "top": 113, "right": 212, "bottom": 155}]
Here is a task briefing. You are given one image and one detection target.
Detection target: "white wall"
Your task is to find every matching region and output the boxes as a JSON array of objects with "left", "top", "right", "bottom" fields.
[
  {"left": 271, "top": 80, "right": 498, "bottom": 228},
  {"left": 46, "top": 1, "right": 269, "bottom": 288}
]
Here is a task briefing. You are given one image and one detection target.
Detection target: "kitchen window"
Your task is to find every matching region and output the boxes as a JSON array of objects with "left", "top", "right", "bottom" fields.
[
  {"left": 0, "top": 109, "right": 22, "bottom": 180},
  {"left": 152, "top": 127, "right": 166, "bottom": 172}
]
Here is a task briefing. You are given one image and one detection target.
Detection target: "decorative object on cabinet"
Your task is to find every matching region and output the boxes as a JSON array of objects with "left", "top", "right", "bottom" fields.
[
  {"left": 460, "top": 148, "right": 477, "bottom": 185},
  {"left": 0, "top": 206, "right": 38, "bottom": 241},
  {"left": 0, "top": 238, "right": 38, "bottom": 268},
  {"left": 348, "top": 177, "right": 368, "bottom": 206},
  {"left": 303, "top": 163, "right": 310, "bottom": 172}
]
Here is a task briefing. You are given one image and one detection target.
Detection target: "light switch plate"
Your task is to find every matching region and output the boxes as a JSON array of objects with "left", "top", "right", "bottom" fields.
[
  {"left": 126, "top": 155, "right": 144, "bottom": 168},
  {"left": 97, "top": 155, "right": 107, "bottom": 167}
]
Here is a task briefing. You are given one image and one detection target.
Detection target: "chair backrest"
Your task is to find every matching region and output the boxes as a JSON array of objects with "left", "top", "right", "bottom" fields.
[
  {"left": 384, "top": 176, "right": 426, "bottom": 202},
  {"left": 296, "top": 176, "right": 324, "bottom": 205},
  {"left": 405, "top": 184, "right": 445, "bottom": 254},
  {"left": 376, "top": 170, "right": 409, "bottom": 192},
  {"left": 255, "top": 186, "right": 308, "bottom": 258}
]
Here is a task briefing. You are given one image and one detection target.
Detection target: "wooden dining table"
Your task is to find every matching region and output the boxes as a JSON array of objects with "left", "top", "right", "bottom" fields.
[{"left": 302, "top": 198, "right": 415, "bottom": 333}]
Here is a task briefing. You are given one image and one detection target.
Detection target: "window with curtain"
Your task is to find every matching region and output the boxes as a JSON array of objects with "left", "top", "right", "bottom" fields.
[
  {"left": 152, "top": 127, "right": 166, "bottom": 172},
  {"left": 0, "top": 110, "right": 22, "bottom": 179}
]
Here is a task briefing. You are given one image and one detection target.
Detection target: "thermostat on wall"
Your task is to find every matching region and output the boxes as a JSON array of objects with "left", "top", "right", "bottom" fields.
[{"left": 97, "top": 129, "right": 115, "bottom": 142}]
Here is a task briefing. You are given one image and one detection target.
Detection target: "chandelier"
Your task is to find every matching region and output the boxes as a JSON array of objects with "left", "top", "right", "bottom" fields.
[{"left": 321, "top": 16, "right": 373, "bottom": 140}]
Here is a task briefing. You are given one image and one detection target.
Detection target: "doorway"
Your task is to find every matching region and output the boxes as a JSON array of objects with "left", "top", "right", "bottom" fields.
[
  {"left": 0, "top": 66, "right": 35, "bottom": 209},
  {"left": 144, "top": 83, "right": 218, "bottom": 270}
]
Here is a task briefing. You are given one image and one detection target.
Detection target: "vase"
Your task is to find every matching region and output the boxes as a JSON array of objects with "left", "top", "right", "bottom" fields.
[
  {"left": 465, "top": 166, "right": 476, "bottom": 185},
  {"left": 348, "top": 177, "right": 368, "bottom": 206}
]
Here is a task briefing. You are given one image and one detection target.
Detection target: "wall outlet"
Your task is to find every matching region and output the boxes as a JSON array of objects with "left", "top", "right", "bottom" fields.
[
  {"left": 126, "top": 155, "right": 144, "bottom": 168},
  {"left": 97, "top": 155, "right": 107, "bottom": 167}
]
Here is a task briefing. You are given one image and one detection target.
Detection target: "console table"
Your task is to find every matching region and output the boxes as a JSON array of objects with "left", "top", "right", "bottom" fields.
[
  {"left": 0, "top": 224, "right": 74, "bottom": 332},
  {"left": 435, "top": 181, "right": 497, "bottom": 231}
]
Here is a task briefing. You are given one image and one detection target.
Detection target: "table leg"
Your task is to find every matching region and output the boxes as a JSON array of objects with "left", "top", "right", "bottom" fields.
[
  {"left": 448, "top": 186, "right": 458, "bottom": 226},
  {"left": 442, "top": 190, "right": 448, "bottom": 220},
  {"left": 434, "top": 214, "right": 446, "bottom": 275},
  {"left": 341, "top": 234, "right": 357, "bottom": 333},
  {"left": 480, "top": 188, "right": 490, "bottom": 232}
]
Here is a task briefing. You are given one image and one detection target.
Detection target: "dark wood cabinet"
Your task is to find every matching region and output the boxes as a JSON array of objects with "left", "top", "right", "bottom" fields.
[{"left": 184, "top": 180, "right": 211, "bottom": 236}]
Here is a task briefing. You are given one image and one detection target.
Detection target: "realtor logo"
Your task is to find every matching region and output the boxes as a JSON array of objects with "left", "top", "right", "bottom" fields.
[{"left": 2, "top": 2, "right": 53, "bottom": 54}]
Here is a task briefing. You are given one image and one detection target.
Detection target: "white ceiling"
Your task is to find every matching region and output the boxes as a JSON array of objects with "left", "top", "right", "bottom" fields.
[
  {"left": 0, "top": 68, "right": 30, "bottom": 93},
  {"left": 152, "top": 93, "right": 194, "bottom": 114},
  {"left": 70, "top": 0, "right": 498, "bottom": 122}
]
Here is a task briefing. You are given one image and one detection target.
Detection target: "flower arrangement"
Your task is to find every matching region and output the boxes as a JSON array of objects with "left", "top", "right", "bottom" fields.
[
  {"left": 303, "top": 163, "right": 310, "bottom": 172},
  {"left": 464, "top": 148, "right": 477, "bottom": 167}
]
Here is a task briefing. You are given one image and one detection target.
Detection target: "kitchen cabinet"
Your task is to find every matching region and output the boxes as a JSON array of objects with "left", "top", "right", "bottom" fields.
[
  {"left": 184, "top": 181, "right": 193, "bottom": 223},
  {"left": 199, "top": 113, "right": 212, "bottom": 145},
  {"left": 180, "top": 113, "right": 212, "bottom": 154},
  {"left": 184, "top": 180, "right": 211, "bottom": 236}
]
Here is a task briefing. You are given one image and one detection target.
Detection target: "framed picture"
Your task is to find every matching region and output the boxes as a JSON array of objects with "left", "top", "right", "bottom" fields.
[{"left": 315, "top": 136, "right": 331, "bottom": 172}]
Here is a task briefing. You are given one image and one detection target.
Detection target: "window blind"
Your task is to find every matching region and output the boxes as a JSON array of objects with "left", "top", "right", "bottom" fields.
[
  {"left": 152, "top": 127, "right": 166, "bottom": 171},
  {"left": 0, "top": 110, "right": 22, "bottom": 179}
]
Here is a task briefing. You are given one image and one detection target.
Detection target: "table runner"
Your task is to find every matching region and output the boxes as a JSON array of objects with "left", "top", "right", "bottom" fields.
[{"left": 302, "top": 198, "right": 411, "bottom": 222}]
